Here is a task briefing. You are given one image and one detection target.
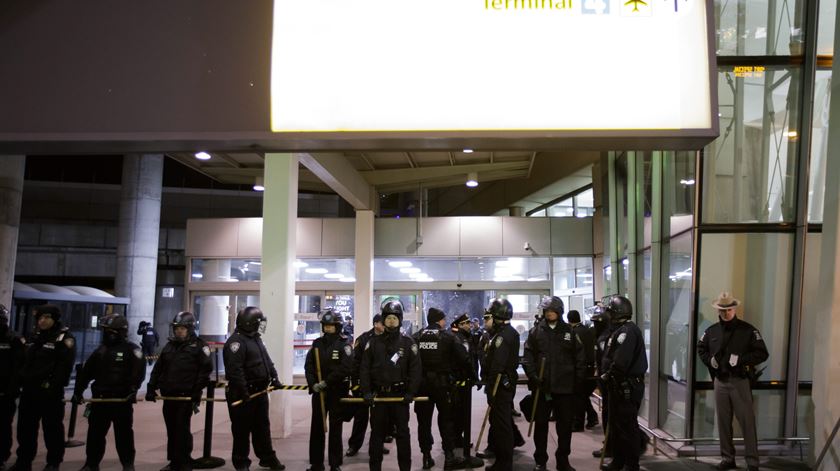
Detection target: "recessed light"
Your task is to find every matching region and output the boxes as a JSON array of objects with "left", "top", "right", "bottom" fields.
[
  {"left": 305, "top": 268, "right": 328, "bottom": 274},
  {"left": 195, "top": 152, "right": 211, "bottom": 160},
  {"left": 388, "top": 261, "right": 413, "bottom": 268}
]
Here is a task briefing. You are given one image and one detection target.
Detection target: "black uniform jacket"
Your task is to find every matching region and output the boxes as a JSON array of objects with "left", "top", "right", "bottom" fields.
[
  {"left": 359, "top": 330, "right": 422, "bottom": 396},
  {"left": 223, "top": 329, "right": 278, "bottom": 401},
  {"left": 75, "top": 339, "right": 146, "bottom": 398},
  {"left": 573, "top": 323, "right": 597, "bottom": 377},
  {"left": 453, "top": 329, "right": 478, "bottom": 382},
  {"left": 602, "top": 320, "right": 648, "bottom": 384},
  {"left": 523, "top": 320, "right": 586, "bottom": 395},
  {"left": 148, "top": 335, "right": 213, "bottom": 396},
  {"left": 20, "top": 324, "right": 76, "bottom": 395},
  {"left": 0, "top": 329, "right": 25, "bottom": 397},
  {"left": 481, "top": 323, "right": 520, "bottom": 391},
  {"left": 305, "top": 333, "right": 353, "bottom": 393},
  {"left": 412, "top": 324, "right": 471, "bottom": 376},
  {"left": 698, "top": 317, "right": 768, "bottom": 381},
  {"left": 595, "top": 323, "right": 614, "bottom": 376}
]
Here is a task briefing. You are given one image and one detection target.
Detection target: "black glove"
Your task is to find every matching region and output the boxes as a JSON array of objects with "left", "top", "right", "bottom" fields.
[
  {"left": 528, "top": 377, "right": 541, "bottom": 392},
  {"left": 126, "top": 391, "right": 138, "bottom": 404},
  {"left": 403, "top": 393, "right": 414, "bottom": 404},
  {"left": 191, "top": 390, "right": 203, "bottom": 403},
  {"left": 269, "top": 377, "right": 282, "bottom": 390},
  {"left": 363, "top": 393, "right": 375, "bottom": 406},
  {"left": 145, "top": 390, "right": 157, "bottom": 402},
  {"left": 71, "top": 393, "right": 84, "bottom": 405}
]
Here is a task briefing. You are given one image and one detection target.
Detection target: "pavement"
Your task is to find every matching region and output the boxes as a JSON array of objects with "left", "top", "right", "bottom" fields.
[{"left": 10, "top": 388, "right": 811, "bottom": 471}]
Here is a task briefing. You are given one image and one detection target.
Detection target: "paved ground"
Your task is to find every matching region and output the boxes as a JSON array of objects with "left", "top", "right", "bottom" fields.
[{"left": 12, "top": 389, "right": 811, "bottom": 471}]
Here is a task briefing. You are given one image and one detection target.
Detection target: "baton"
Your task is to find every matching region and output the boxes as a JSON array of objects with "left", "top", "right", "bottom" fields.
[
  {"left": 599, "top": 421, "right": 611, "bottom": 469},
  {"left": 528, "top": 357, "right": 546, "bottom": 437},
  {"left": 315, "top": 348, "right": 328, "bottom": 432},
  {"left": 230, "top": 386, "right": 277, "bottom": 407},
  {"left": 339, "top": 396, "right": 430, "bottom": 403},
  {"left": 475, "top": 373, "right": 502, "bottom": 452}
]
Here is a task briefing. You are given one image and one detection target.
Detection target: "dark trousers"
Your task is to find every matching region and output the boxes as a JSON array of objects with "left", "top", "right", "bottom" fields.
[
  {"left": 533, "top": 393, "right": 574, "bottom": 467},
  {"left": 608, "top": 383, "right": 644, "bottom": 471},
  {"left": 574, "top": 379, "right": 598, "bottom": 426},
  {"left": 163, "top": 400, "right": 194, "bottom": 470},
  {"left": 414, "top": 379, "right": 455, "bottom": 454},
  {"left": 598, "top": 380, "right": 612, "bottom": 455},
  {"left": 347, "top": 404, "right": 369, "bottom": 451},
  {"left": 369, "top": 401, "right": 411, "bottom": 471},
  {"left": 309, "top": 393, "right": 344, "bottom": 470},
  {"left": 486, "top": 387, "right": 514, "bottom": 469},
  {"left": 0, "top": 396, "right": 17, "bottom": 463},
  {"left": 451, "top": 385, "right": 472, "bottom": 452},
  {"left": 142, "top": 343, "right": 156, "bottom": 365},
  {"left": 227, "top": 395, "right": 278, "bottom": 469},
  {"left": 16, "top": 391, "right": 66, "bottom": 466},
  {"left": 85, "top": 402, "right": 136, "bottom": 467}
]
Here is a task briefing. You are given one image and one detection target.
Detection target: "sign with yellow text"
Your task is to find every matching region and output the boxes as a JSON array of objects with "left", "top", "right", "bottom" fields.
[{"left": 271, "top": 0, "right": 714, "bottom": 137}]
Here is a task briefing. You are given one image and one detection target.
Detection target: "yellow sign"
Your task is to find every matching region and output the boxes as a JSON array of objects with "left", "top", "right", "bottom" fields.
[{"left": 733, "top": 66, "right": 766, "bottom": 78}]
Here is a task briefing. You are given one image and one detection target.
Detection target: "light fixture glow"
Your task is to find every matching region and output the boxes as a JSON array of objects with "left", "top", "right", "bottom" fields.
[
  {"left": 294, "top": 260, "right": 309, "bottom": 268},
  {"left": 195, "top": 152, "right": 211, "bottom": 160},
  {"left": 400, "top": 267, "right": 422, "bottom": 274},
  {"left": 466, "top": 172, "right": 478, "bottom": 188},
  {"left": 463, "top": 149, "right": 474, "bottom": 153},
  {"left": 679, "top": 179, "right": 696, "bottom": 185},
  {"left": 305, "top": 268, "right": 329, "bottom": 274},
  {"left": 253, "top": 176, "right": 265, "bottom": 192},
  {"left": 324, "top": 273, "right": 343, "bottom": 279},
  {"left": 339, "top": 277, "right": 356, "bottom": 283},
  {"left": 786, "top": 130, "right": 798, "bottom": 138},
  {"left": 192, "top": 273, "right": 204, "bottom": 279},
  {"left": 388, "top": 261, "right": 413, "bottom": 268}
]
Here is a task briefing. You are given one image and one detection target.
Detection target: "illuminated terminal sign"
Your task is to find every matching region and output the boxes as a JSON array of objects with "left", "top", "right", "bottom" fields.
[{"left": 270, "top": 0, "right": 716, "bottom": 142}]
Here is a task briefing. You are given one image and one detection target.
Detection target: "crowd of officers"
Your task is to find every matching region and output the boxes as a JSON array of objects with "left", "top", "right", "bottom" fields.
[{"left": 0, "top": 293, "right": 651, "bottom": 471}]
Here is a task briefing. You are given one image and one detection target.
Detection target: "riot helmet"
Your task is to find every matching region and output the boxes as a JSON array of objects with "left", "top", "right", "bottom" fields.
[
  {"left": 538, "top": 296, "right": 564, "bottom": 316},
  {"left": 100, "top": 313, "right": 128, "bottom": 345},
  {"left": 319, "top": 309, "right": 343, "bottom": 334},
  {"left": 171, "top": 311, "right": 197, "bottom": 339},
  {"left": 236, "top": 306, "right": 267, "bottom": 334},
  {"left": 485, "top": 298, "right": 513, "bottom": 321},
  {"left": 605, "top": 295, "right": 633, "bottom": 322},
  {"left": 381, "top": 300, "right": 404, "bottom": 332}
]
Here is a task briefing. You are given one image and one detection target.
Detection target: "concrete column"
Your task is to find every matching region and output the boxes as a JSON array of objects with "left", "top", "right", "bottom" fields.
[
  {"left": 115, "top": 154, "right": 163, "bottom": 343},
  {"left": 0, "top": 156, "right": 25, "bottom": 310},
  {"left": 354, "top": 210, "right": 374, "bottom": 338},
  {"left": 812, "top": 16, "right": 840, "bottom": 468},
  {"left": 260, "top": 153, "right": 297, "bottom": 438}
]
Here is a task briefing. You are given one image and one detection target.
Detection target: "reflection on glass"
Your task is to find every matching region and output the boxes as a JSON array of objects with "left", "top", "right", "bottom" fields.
[
  {"left": 660, "top": 233, "right": 692, "bottom": 437},
  {"left": 191, "top": 258, "right": 263, "bottom": 282},
  {"left": 374, "top": 257, "right": 551, "bottom": 283},
  {"left": 808, "top": 70, "right": 831, "bottom": 223},
  {"left": 665, "top": 151, "right": 696, "bottom": 236},
  {"left": 799, "top": 233, "right": 821, "bottom": 382},
  {"left": 703, "top": 68, "right": 801, "bottom": 223},
  {"left": 715, "top": 0, "right": 805, "bottom": 56},
  {"left": 696, "top": 233, "right": 792, "bottom": 382}
]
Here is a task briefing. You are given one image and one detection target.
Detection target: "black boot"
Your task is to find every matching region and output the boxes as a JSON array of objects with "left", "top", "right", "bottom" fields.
[
  {"left": 422, "top": 452, "right": 435, "bottom": 469},
  {"left": 443, "top": 451, "right": 461, "bottom": 470}
]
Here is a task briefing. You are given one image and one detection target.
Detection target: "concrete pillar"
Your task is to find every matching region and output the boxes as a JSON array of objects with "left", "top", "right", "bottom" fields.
[
  {"left": 812, "top": 17, "right": 840, "bottom": 468},
  {"left": 354, "top": 210, "right": 374, "bottom": 338},
  {"left": 260, "top": 153, "right": 297, "bottom": 438},
  {"left": 0, "top": 156, "right": 25, "bottom": 310},
  {"left": 115, "top": 154, "right": 163, "bottom": 343}
]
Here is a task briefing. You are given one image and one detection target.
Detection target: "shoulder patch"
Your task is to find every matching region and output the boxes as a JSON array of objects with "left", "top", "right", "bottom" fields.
[
  {"left": 202, "top": 346, "right": 211, "bottom": 356},
  {"left": 494, "top": 336, "right": 503, "bottom": 348},
  {"left": 364, "top": 341, "right": 370, "bottom": 351},
  {"left": 753, "top": 330, "right": 762, "bottom": 341},
  {"left": 19, "top": 337, "right": 25, "bottom": 345},
  {"left": 63, "top": 337, "right": 75, "bottom": 349},
  {"left": 229, "top": 341, "right": 240, "bottom": 353},
  {"left": 411, "top": 343, "right": 418, "bottom": 355},
  {"left": 354, "top": 338, "right": 360, "bottom": 349},
  {"left": 344, "top": 344, "right": 352, "bottom": 356},
  {"left": 133, "top": 348, "right": 143, "bottom": 359},
  {"left": 617, "top": 333, "right": 627, "bottom": 344},
  {"left": 463, "top": 341, "right": 470, "bottom": 352}
]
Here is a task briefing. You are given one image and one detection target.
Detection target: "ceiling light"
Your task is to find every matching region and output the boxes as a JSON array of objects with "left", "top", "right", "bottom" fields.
[
  {"left": 294, "top": 260, "right": 309, "bottom": 268},
  {"left": 388, "top": 261, "right": 413, "bottom": 268},
  {"left": 466, "top": 172, "right": 478, "bottom": 188},
  {"left": 463, "top": 148, "right": 474, "bottom": 153},
  {"left": 400, "top": 267, "right": 421, "bottom": 274},
  {"left": 195, "top": 151, "right": 211, "bottom": 160},
  {"left": 786, "top": 130, "right": 798, "bottom": 138},
  {"left": 339, "top": 277, "right": 356, "bottom": 283},
  {"left": 679, "top": 179, "right": 696, "bottom": 185},
  {"left": 324, "top": 273, "right": 343, "bottom": 279},
  {"left": 253, "top": 176, "right": 265, "bottom": 192},
  {"left": 192, "top": 273, "right": 204, "bottom": 279},
  {"left": 305, "top": 268, "right": 328, "bottom": 274}
]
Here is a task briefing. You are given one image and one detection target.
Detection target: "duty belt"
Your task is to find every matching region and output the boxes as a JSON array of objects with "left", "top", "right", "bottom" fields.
[{"left": 378, "top": 382, "right": 406, "bottom": 394}]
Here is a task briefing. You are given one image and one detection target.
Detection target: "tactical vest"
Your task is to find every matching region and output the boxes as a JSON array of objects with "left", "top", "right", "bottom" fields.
[{"left": 417, "top": 328, "right": 446, "bottom": 372}]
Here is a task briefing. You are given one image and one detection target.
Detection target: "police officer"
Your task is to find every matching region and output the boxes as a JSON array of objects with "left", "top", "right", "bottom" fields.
[
  {"left": 449, "top": 314, "right": 483, "bottom": 468},
  {"left": 145, "top": 312, "right": 213, "bottom": 471},
  {"left": 359, "top": 301, "right": 422, "bottom": 471},
  {"left": 481, "top": 299, "right": 519, "bottom": 471},
  {"left": 138, "top": 321, "right": 159, "bottom": 365},
  {"left": 698, "top": 292, "right": 768, "bottom": 471},
  {"left": 345, "top": 315, "right": 386, "bottom": 458},
  {"left": 223, "top": 307, "right": 285, "bottom": 471},
  {"left": 568, "top": 309, "right": 599, "bottom": 431},
  {"left": 599, "top": 296, "right": 647, "bottom": 471},
  {"left": 9, "top": 305, "right": 75, "bottom": 471},
  {"left": 0, "top": 305, "right": 24, "bottom": 469},
  {"left": 413, "top": 308, "right": 470, "bottom": 469},
  {"left": 591, "top": 303, "right": 614, "bottom": 460},
  {"left": 72, "top": 314, "right": 146, "bottom": 471},
  {"left": 523, "top": 296, "right": 585, "bottom": 471},
  {"left": 305, "top": 310, "right": 352, "bottom": 471}
]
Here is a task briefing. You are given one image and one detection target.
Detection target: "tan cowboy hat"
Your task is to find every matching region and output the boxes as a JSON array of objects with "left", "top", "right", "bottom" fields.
[{"left": 711, "top": 291, "right": 740, "bottom": 310}]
